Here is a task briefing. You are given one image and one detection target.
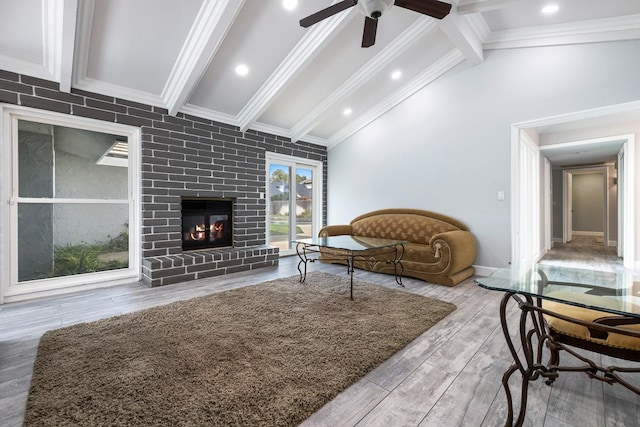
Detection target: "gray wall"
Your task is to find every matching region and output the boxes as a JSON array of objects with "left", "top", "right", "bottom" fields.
[{"left": 327, "top": 40, "right": 640, "bottom": 269}]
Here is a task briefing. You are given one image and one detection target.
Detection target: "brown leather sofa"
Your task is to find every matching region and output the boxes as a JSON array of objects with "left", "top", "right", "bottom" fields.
[{"left": 318, "top": 208, "right": 477, "bottom": 286}]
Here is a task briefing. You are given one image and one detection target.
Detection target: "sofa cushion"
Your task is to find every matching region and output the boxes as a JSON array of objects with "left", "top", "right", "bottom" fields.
[{"left": 351, "top": 214, "right": 459, "bottom": 245}]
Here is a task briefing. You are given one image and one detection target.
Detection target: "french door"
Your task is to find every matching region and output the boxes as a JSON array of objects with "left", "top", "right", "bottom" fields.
[
  {"left": 266, "top": 153, "right": 322, "bottom": 256},
  {"left": 0, "top": 106, "right": 140, "bottom": 303}
]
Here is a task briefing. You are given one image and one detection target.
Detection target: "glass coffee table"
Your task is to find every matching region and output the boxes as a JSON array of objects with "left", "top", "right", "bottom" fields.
[
  {"left": 476, "top": 263, "right": 640, "bottom": 426},
  {"left": 294, "top": 235, "right": 406, "bottom": 300}
]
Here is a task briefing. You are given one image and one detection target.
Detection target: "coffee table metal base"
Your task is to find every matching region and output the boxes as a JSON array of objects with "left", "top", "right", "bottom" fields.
[{"left": 295, "top": 242, "right": 404, "bottom": 300}]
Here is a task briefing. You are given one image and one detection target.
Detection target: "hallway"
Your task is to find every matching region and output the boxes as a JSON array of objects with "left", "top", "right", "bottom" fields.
[{"left": 539, "top": 235, "right": 624, "bottom": 272}]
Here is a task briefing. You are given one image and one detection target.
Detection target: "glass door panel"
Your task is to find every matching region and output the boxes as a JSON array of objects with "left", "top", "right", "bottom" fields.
[
  {"left": 267, "top": 157, "right": 321, "bottom": 257},
  {"left": 295, "top": 167, "right": 313, "bottom": 242},
  {"left": 268, "top": 163, "right": 292, "bottom": 253}
]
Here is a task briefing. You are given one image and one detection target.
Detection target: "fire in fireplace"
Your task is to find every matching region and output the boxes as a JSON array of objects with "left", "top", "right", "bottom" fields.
[{"left": 181, "top": 198, "right": 233, "bottom": 251}]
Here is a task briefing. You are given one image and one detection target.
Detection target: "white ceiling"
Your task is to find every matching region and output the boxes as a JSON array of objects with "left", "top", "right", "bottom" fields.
[{"left": 1, "top": 0, "right": 640, "bottom": 148}]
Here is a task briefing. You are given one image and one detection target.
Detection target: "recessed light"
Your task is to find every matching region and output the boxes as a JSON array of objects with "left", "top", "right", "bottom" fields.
[
  {"left": 235, "top": 64, "right": 249, "bottom": 76},
  {"left": 391, "top": 70, "right": 402, "bottom": 80},
  {"left": 343, "top": 108, "right": 353, "bottom": 116},
  {"left": 541, "top": 4, "right": 559, "bottom": 15},
  {"left": 282, "top": 0, "right": 298, "bottom": 11}
]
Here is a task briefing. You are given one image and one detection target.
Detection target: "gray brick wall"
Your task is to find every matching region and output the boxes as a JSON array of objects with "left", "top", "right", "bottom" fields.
[{"left": 1, "top": 70, "right": 328, "bottom": 286}]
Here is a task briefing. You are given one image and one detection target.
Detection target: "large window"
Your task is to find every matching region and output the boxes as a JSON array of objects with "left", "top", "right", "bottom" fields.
[{"left": 1, "top": 106, "right": 140, "bottom": 303}]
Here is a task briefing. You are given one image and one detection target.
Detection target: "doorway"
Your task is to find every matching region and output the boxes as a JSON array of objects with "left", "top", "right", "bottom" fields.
[
  {"left": 511, "top": 104, "right": 637, "bottom": 270},
  {"left": 265, "top": 153, "right": 323, "bottom": 256},
  {"left": 538, "top": 134, "right": 633, "bottom": 270}
]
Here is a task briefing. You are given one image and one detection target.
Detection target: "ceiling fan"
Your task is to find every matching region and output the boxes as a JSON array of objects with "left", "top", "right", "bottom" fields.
[{"left": 299, "top": 0, "right": 452, "bottom": 48}]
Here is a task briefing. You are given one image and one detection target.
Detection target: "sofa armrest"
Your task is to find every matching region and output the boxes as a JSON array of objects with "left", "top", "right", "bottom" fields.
[
  {"left": 430, "top": 230, "right": 477, "bottom": 274},
  {"left": 318, "top": 225, "right": 353, "bottom": 237}
]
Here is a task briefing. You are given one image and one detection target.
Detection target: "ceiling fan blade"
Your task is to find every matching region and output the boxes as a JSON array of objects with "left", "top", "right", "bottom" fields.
[
  {"left": 394, "top": 0, "right": 452, "bottom": 20},
  {"left": 361, "top": 17, "right": 378, "bottom": 48},
  {"left": 300, "top": 0, "right": 358, "bottom": 28}
]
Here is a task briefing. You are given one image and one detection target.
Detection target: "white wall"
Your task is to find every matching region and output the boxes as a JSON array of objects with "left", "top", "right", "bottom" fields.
[{"left": 327, "top": 40, "right": 640, "bottom": 269}]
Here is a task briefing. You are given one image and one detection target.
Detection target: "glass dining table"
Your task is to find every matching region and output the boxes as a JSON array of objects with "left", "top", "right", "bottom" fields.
[{"left": 475, "top": 263, "right": 640, "bottom": 427}]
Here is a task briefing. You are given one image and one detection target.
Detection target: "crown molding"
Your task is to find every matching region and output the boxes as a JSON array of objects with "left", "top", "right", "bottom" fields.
[
  {"left": 294, "top": 133, "right": 327, "bottom": 146},
  {"left": 74, "top": 77, "right": 165, "bottom": 108},
  {"left": 290, "top": 17, "right": 439, "bottom": 143},
  {"left": 181, "top": 105, "right": 328, "bottom": 145},
  {"left": 457, "top": 0, "right": 525, "bottom": 15},
  {"left": 245, "top": 121, "right": 292, "bottom": 140},
  {"left": 181, "top": 104, "right": 240, "bottom": 127},
  {"left": 162, "top": 0, "right": 244, "bottom": 116},
  {"left": 236, "top": 3, "right": 355, "bottom": 133},
  {"left": 484, "top": 14, "right": 640, "bottom": 49},
  {"left": 326, "top": 49, "right": 465, "bottom": 149},
  {"left": 0, "top": 55, "right": 52, "bottom": 81},
  {"left": 250, "top": 121, "right": 327, "bottom": 146}
]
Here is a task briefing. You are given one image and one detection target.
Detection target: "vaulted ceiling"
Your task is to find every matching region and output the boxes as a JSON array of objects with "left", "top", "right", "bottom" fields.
[{"left": 1, "top": 0, "right": 640, "bottom": 148}]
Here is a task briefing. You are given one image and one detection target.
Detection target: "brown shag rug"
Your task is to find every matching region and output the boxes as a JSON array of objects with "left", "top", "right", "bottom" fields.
[{"left": 24, "top": 272, "right": 456, "bottom": 426}]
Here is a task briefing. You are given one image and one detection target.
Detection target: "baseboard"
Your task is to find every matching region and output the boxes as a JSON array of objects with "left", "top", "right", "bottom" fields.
[
  {"left": 473, "top": 265, "right": 498, "bottom": 277},
  {"left": 552, "top": 237, "right": 563, "bottom": 243},
  {"left": 571, "top": 231, "right": 604, "bottom": 237},
  {"left": 608, "top": 240, "right": 617, "bottom": 247}
]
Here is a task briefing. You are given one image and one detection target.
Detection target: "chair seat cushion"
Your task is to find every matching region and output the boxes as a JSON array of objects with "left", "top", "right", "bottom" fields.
[{"left": 542, "top": 291, "right": 640, "bottom": 351}]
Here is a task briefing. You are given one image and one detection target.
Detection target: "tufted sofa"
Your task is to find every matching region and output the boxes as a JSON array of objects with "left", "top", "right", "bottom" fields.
[{"left": 318, "top": 208, "right": 477, "bottom": 286}]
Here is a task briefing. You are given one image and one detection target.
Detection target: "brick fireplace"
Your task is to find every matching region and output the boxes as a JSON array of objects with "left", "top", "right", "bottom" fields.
[
  {"left": 138, "top": 115, "right": 326, "bottom": 287},
  {"left": 137, "top": 113, "right": 327, "bottom": 287},
  {"left": 0, "top": 70, "right": 328, "bottom": 289}
]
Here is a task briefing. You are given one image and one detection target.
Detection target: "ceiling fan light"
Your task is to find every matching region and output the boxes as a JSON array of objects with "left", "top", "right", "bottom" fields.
[{"left": 357, "top": 0, "right": 394, "bottom": 19}]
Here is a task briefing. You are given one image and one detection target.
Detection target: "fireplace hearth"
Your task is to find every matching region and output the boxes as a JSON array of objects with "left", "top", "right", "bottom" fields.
[{"left": 181, "top": 198, "right": 233, "bottom": 251}]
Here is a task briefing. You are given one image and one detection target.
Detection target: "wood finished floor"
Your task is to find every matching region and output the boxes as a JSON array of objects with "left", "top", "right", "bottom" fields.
[
  {"left": 1, "top": 244, "right": 638, "bottom": 426},
  {"left": 539, "top": 235, "right": 629, "bottom": 273}
]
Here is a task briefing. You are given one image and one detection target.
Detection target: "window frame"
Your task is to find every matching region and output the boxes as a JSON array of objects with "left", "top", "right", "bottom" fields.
[{"left": 0, "top": 105, "right": 141, "bottom": 303}]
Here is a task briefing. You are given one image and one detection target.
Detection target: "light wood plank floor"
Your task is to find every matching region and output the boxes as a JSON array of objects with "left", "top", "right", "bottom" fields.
[
  {"left": 1, "top": 254, "right": 638, "bottom": 426},
  {"left": 539, "top": 235, "right": 627, "bottom": 273}
]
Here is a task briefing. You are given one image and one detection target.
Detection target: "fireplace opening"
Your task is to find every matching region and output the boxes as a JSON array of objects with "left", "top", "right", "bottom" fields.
[{"left": 181, "top": 198, "right": 233, "bottom": 251}]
